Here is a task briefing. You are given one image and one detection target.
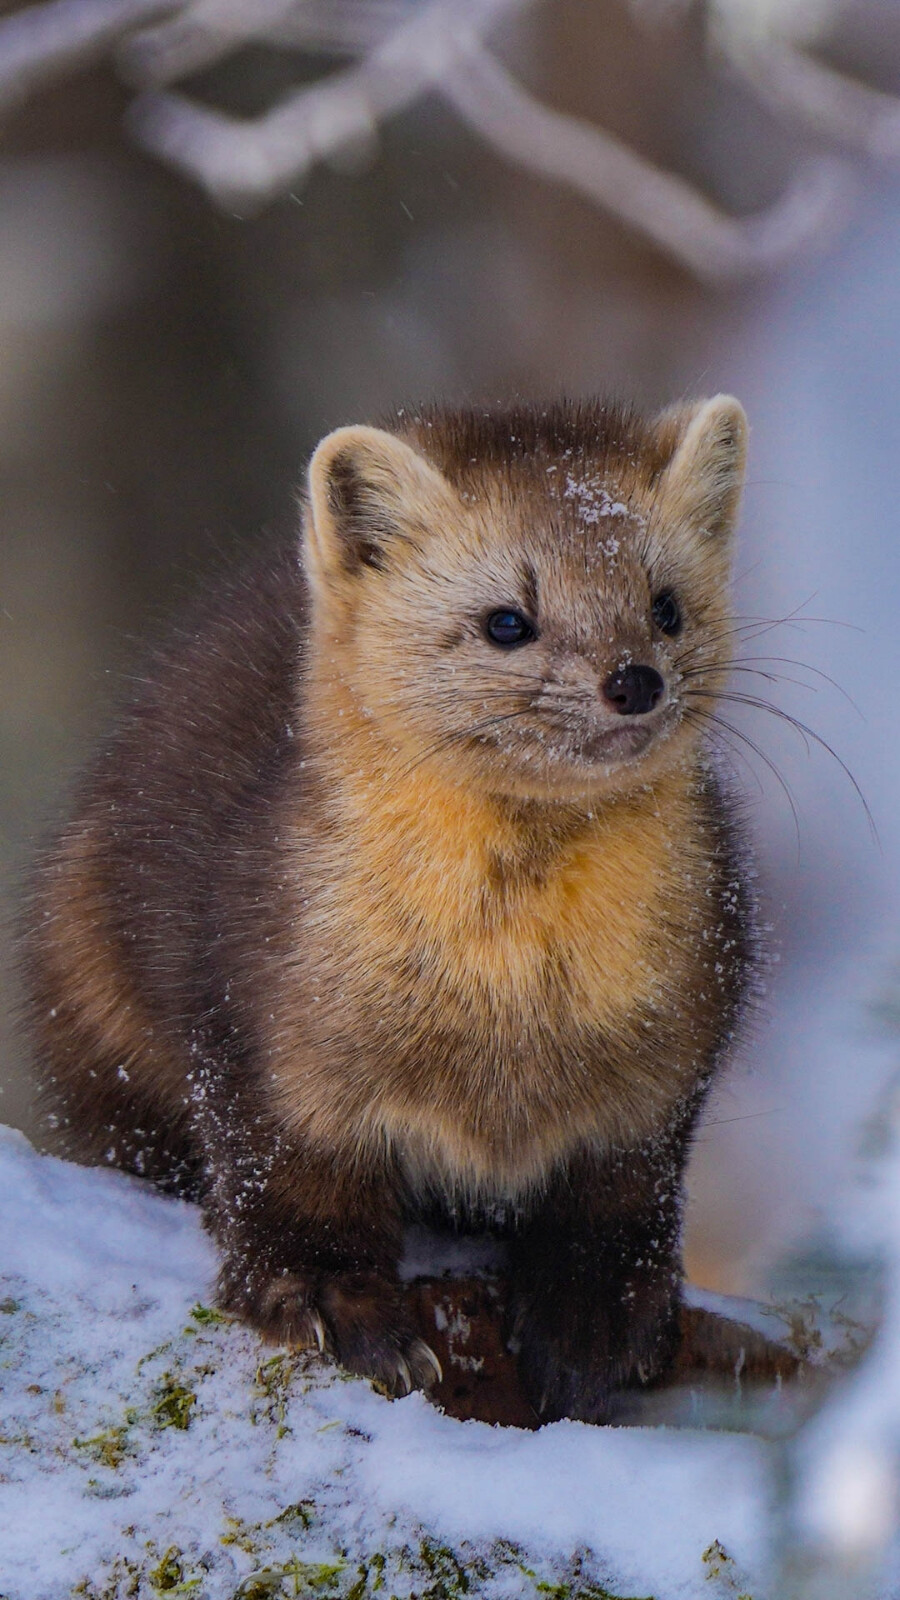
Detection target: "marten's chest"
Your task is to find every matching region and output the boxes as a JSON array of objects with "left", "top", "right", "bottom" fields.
[
  {"left": 331, "top": 793, "right": 692, "bottom": 1034},
  {"left": 269, "top": 783, "right": 716, "bottom": 1184}
]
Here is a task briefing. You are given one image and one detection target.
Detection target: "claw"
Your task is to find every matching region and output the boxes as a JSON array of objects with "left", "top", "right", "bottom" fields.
[
  {"left": 393, "top": 1356, "right": 412, "bottom": 1397},
  {"left": 410, "top": 1338, "right": 443, "bottom": 1388},
  {"left": 311, "top": 1311, "right": 327, "bottom": 1353}
]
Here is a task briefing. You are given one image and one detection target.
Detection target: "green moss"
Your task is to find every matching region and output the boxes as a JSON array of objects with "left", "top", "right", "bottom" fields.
[
  {"left": 491, "top": 1545, "right": 651, "bottom": 1600},
  {"left": 0, "top": 1430, "right": 37, "bottom": 1452},
  {"left": 536, "top": 1583, "right": 652, "bottom": 1600},
  {"left": 151, "top": 1374, "right": 196, "bottom": 1432},
  {"left": 418, "top": 1538, "right": 473, "bottom": 1598},
  {"left": 221, "top": 1515, "right": 264, "bottom": 1556},
  {"left": 231, "top": 1558, "right": 345, "bottom": 1598},
  {"left": 72, "top": 1425, "right": 133, "bottom": 1469},
  {"left": 0, "top": 1298, "right": 20, "bottom": 1314},
  {"left": 339, "top": 1553, "right": 388, "bottom": 1597},
  {"left": 72, "top": 1555, "right": 142, "bottom": 1599},
  {"left": 233, "top": 1574, "right": 286, "bottom": 1600},
  {"left": 135, "top": 1337, "right": 177, "bottom": 1374},
  {"left": 72, "top": 1544, "right": 207, "bottom": 1600},
  {"left": 266, "top": 1501, "right": 316, "bottom": 1533},
  {"left": 147, "top": 1546, "right": 203, "bottom": 1594},
  {"left": 701, "top": 1540, "right": 752, "bottom": 1598},
  {"left": 75, "top": 1526, "right": 657, "bottom": 1600},
  {"left": 253, "top": 1351, "right": 309, "bottom": 1437},
  {"left": 190, "top": 1303, "right": 228, "bottom": 1326},
  {"left": 301, "top": 1563, "right": 345, "bottom": 1591}
]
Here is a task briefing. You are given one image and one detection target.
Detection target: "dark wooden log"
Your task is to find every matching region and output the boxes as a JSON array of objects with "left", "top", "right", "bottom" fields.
[{"left": 406, "top": 1276, "right": 802, "bottom": 1428}]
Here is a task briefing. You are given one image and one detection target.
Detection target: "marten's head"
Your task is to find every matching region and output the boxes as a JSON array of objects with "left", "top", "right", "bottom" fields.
[{"left": 303, "top": 398, "right": 746, "bottom": 802}]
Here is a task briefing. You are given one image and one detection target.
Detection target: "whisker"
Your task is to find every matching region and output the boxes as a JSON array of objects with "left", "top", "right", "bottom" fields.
[
  {"left": 672, "top": 625, "right": 787, "bottom": 672},
  {"left": 686, "top": 689, "right": 878, "bottom": 846},
  {"left": 731, "top": 558, "right": 765, "bottom": 588},
  {"left": 680, "top": 664, "right": 814, "bottom": 694},
  {"left": 676, "top": 646, "right": 864, "bottom": 723},
  {"left": 693, "top": 713, "right": 767, "bottom": 805},
  {"left": 731, "top": 611, "right": 864, "bottom": 647},
  {"left": 685, "top": 705, "right": 802, "bottom": 852},
  {"left": 728, "top": 656, "right": 863, "bottom": 717},
  {"left": 674, "top": 609, "right": 863, "bottom": 672},
  {"left": 395, "top": 708, "right": 535, "bottom": 782},
  {"left": 691, "top": 690, "right": 809, "bottom": 758},
  {"left": 733, "top": 593, "right": 863, "bottom": 634},
  {"left": 703, "top": 1107, "right": 786, "bottom": 1128}
]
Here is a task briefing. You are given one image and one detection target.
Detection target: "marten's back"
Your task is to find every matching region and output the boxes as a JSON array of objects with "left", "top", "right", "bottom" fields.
[{"left": 22, "top": 538, "right": 307, "bottom": 1179}]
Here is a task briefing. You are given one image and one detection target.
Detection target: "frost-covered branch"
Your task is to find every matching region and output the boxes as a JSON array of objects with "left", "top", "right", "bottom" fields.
[
  {"left": 122, "top": 0, "right": 415, "bottom": 85},
  {"left": 441, "top": 39, "right": 849, "bottom": 282},
  {"left": 0, "top": 0, "right": 173, "bottom": 109},
  {"left": 122, "top": 4, "right": 848, "bottom": 283},
  {"left": 124, "top": 0, "right": 521, "bottom": 207},
  {"left": 714, "top": 20, "right": 900, "bottom": 164},
  {"left": 0, "top": 0, "right": 894, "bottom": 279}
]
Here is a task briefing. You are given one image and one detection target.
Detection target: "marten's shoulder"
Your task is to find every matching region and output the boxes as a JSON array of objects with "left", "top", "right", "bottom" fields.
[
  {"left": 117, "top": 535, "right": 306, "bottom": 765},
  {"left": 47, "top": 534, "right": 308, "bottom": 876}
]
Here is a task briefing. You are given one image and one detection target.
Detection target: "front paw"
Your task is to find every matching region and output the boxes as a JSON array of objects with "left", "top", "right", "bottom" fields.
[
  {"left": 237, "top": 1268, "right": 442, "bottom": 1398},
  {"left": 509, "top": 1284, "right": 680, "bottom": 1424}
]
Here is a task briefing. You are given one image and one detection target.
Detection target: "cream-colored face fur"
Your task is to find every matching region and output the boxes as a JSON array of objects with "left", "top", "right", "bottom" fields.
[{"left": 303, "top": 398, "right": 747, "bottom": 803}]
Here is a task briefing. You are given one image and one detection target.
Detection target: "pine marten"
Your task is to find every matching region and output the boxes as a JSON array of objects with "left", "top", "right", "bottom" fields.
[{"left": 23, "top": 397, "right": 752, "bottom": 1423}]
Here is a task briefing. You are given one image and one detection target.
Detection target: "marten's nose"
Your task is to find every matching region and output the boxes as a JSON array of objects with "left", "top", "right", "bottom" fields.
[{"left": 602, "top": 664, "right": 665, "bottom": 716}]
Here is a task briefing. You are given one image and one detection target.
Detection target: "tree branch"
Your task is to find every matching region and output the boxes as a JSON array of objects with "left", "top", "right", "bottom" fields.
[
  {"left": 0, "top": 0, "right": 174, "bottom": 110},
  {"left": 126, "top": 0, "right": 521, "bottom": 206},
  {"left": 0, "top": 0, "right": 884, "bottom": 280},
  {"left": 121, "top": 0, "right": 411, "bottom": 88},
  {"left": 714, "top": 23, "right": 900, "bottom": 165},
  {"left": 442, "top": 38, "right": 853, "bottom": 282}
]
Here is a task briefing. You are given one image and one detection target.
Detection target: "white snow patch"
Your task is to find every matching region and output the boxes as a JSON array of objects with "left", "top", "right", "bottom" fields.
[
  {"left": 788, "top": 1085, "right": 900, "bottom": 1580},
  {"left": 4, "top": 1120, "right": 889, "bottom": 1600}
]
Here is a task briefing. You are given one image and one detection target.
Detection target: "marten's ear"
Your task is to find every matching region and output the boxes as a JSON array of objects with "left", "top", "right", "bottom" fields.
[
  {"left": 305, "top": 425, "right": 455, "bottom": 582},
  {"left": 656, "top": 395, "right": 747, "bottom": 542}
]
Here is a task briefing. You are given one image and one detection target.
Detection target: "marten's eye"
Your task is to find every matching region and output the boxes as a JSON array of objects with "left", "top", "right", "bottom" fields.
[
  {"left": 651, "top": 591, "right": 682, "bottom": 637},
  {"left": 485, "top": 610, "right": 536, "bottom": 648}
]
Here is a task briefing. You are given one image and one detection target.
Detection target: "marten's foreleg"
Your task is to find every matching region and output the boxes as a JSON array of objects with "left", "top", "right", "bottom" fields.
[
  {"left": 198, "top": 1097, "right": 440, "bottom": 1395},
  {"left": 508, "top": 1126, "right": 692, "bottom": 1422}
]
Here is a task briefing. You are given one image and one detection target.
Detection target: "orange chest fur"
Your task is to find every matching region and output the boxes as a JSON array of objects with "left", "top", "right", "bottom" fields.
[
  {"left": 318, "top": 775, "right": 693, "bottom": 1033},
  {"left": 274, "top": 771, "right": 713, "bottom": 1193}
]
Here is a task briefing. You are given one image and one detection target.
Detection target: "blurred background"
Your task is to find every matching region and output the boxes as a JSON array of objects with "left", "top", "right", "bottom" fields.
[{"left": 1, "top": 0, "right": 899, "bottom": 1300}]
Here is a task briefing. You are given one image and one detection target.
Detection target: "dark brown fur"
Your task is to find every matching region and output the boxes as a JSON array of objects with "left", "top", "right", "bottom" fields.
[{"left": 22, "top": 397, "right": 753, "bottom": 1421}]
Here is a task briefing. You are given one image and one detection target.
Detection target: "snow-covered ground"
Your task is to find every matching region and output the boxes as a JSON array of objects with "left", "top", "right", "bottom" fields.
[
  {"left": 3, "top": 1121, "right": 900, "bottom": 1600},
  {"left": 0, "top": 1125, "right": 774, "bottom": 1600}
]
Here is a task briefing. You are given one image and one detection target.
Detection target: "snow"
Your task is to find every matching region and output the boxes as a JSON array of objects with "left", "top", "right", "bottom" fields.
[
  {"left": 0, "top": 1124, "right": 778, "bottom": 1600},
  {"left": 6, "top": 1117, "right": 900, "bottom": 1600},
  {"left": 790, "top": 1081, "right": 900, "bottom": 1568},
  {"left": 356, "top": 1406, "right": 769, "bottom": 1596}
]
